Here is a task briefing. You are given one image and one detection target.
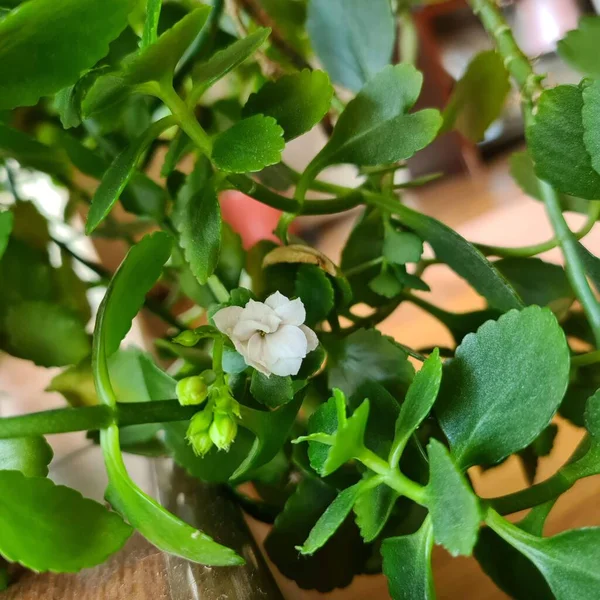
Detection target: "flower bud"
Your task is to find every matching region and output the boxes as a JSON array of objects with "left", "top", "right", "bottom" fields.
[
  {"left": 176, "top": 376, "right": 208, "bottom": 406},
  {"left": 186, "top": 409, "right": 214, "bottom": 456},
  {"left": 209, "top": 412, "right": 238, "bottom": 451},
  {"left": 189, "top": 431, "right": 214, "bottom": 457}
]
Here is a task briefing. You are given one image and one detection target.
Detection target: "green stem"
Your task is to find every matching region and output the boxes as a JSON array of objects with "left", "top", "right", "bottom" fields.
[
  {"left": 398, "top": 10, "right": 418, "bottom": 66},
  {"left": 207, "top": 274, "right": 230, "bottom": 303},
  {"left": 571, "top": 349, "right": 600, "bottom": 367},
  {"left": 142, "top": 0, "right": 162, "bottom": 47},
  {"left": 468, "top": 0, "right": 600, "bottom": 347},
  {"left": 158, "top": 84, "right": 213, "bottom": 156},
  {"left": 343, "top": 257, "right": 384, "bottom": 277},
  {"left": 0, "top": 401, "right": 201, "bottom": 439}
]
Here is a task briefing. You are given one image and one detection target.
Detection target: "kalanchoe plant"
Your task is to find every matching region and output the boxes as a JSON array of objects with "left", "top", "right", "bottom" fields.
[{"left": 2, "top": 0, "right": 600, "bottom": 597}]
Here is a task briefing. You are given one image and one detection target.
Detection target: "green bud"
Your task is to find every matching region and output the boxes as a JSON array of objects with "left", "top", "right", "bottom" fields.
[
  {"left": 189, "top": 431, "right": 214, "bottom": 457},
  {"left": 209, "top": 412, "right": 238, "bottom": 451},
  {"left": 176, "top": 376, "right": 208, "bottom": 406},
  {"left": 186, "top": 409, "right": 214, "bottom": 456},
  {"left": 172, "top": 330, "right": 201, "bottom": 347}
]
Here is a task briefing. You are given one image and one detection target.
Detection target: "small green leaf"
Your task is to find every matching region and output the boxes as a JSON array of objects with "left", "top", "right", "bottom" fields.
[
  {"left": 307, "top": 0, "right": 395, "bottom": 92},
  {"left": 527, "top": 84, "right": 600, "bottom": 199},
  {"left": 0, "top": 437, "right": 53, "bottom": 477},
  {"left": 437, "top": 307, "right": 570, "bottom": 469},
  {"left": 0, "top": 210, "right": 13, "bottom": 260},
  {"left": 306, "top": 65, "right": 441, "bottom": 176},
  {"left": 250, "top": 371, "right": 294, "bottom": 409},
  {"left": 582, "top": 78, "right": 600, "bottom": 179},
  {"left": 173, "top": 158, "right": 221, "bottom": 284},
  {"left": 83, "top": 7, "right": 211, "bottom": 116},
  {"left": 86, "top": 116, "right": 174, "bottom": 234},
  {"left": 212, "top": 115, "right": 285, "bottom": 173},
  {"left": 383, "top": 229, "right": 423, "bottom": 265},
  {"left": 46, "top": 360, "right": 97, "bottom": 407},
  {"left": 487, "top": 510, "right": 600, "bottom": 600},
  {"left": 354, "top": 481, "right": 399, "bottom": 543},
  {"left": 244, "top": 70, "right": 333, "bottom": 141},
  {"left": 557, "top": 16, "right": 600, "bottom": 78},
  {"left": 295, "top": 264, "right": 334, "bottom": 325},
  {"left": 4, "top": 301, "right": 90, "bottom": 367},
  {"left": 298, "top": 482, "right": 363, "bottom": 555},
  {"left": 390, "top": 349, "right": 442, "bottom": 465},
  {"left": 0, "top": 471, "right": 132, "bottom": 572},
  {"left": 368, "top": 269, "right": 403, "bottom": 299},
  {"left": 0, "top": 0, "right": 135, "bottom": 109},
  {"left": 441, "top": 50, "right": 510, "bottom": 142},
  {"left": 426, "top": 439, "right": 481, "bottom": 556},
  {"left": 190, "top": 28, "right": 271, "bottom": 100},
  {"left": 327, "top": 328, "right": 415, "bottom": 397},
  {"left": 382, "top": 517, "right": 435, "bottom": 600}
]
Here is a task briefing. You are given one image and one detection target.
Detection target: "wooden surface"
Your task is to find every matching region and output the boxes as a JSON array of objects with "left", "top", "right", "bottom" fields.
[{"left": 3, "top": 153, "right": 600, "bottom": 598}]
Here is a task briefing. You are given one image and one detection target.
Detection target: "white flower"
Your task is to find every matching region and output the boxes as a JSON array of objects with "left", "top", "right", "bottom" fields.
[{"left": 213, "top": 291, "right": 319, "bottom": 377}]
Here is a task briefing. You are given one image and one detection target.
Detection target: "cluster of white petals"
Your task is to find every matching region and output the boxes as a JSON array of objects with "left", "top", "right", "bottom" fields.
[{"left": 213, "top": 292, "right": 318, "bottom": 377}]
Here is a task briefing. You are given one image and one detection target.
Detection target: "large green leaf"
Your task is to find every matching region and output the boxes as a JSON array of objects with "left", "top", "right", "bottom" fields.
[
  {"left": 487, "top": 510, "right": 600, "bottom": 600},
  {"left": 436, "top": 307, "right": 570, "bottom": 469},
  {"left": 93, "top": 233, "right": 242, "bottom": 566},
  {"left": 441, "top": 50, "right": 510, "bottom": 142},
  {"left": 306, "top": 0, "right": 395, "bottom": 92},
  {"left": 372, "top": 196, "right": 524, "bottom": 312},
  {"left": 212, "top": 115, "right": 285, "bottom": 173},
  {"left": 327, "top": 328, "right": 415, "bottom": 397},
  {"left": 0, "top": 471, "right": 132, "bottom": 572},
  {"left": 304, "top": 65, "right": 441, "bottom": 178},
  {"left": 0, "top": 437, "right": 53, "bottom": 477},
  {"left": 557, "top": 16, "right": 600, "bottom": 78},
  {"left": 4, "top": 301, "right": 91, "bottom": 367},
  {"left": 250, "top": 371, "right": 294, "bottom": 409},
  {"left": 243, "top": 70, "right": 333, "bottom": 141},
  {"left": 382, "top": 517, "right": 435, "bottom": 600},
  {"left": 0, "top": 0, "right": 135, "bottom": 109},
  {"left": 0, "top": 210, "right": 13, "bottom": 261},
  {"left": 582, "top": 78, "right": 600, "bottom": 179},
  {"left": 426, "top": 439, "right": 481, "bottom": 556},
  {"left": 86, "top": 116, "right": 174, "bottom": 234},
  {"left": 83, "top": 7, "right": 211, "bottom": 116},
  {"left": 527, "top": 84, "right": 600, "bottom": 199},
  {"left": 173, "top": 157, "right": 221, "bottom": 284},
  {"left": 294, "top": 264, "right": 334, "bottom": 326}
]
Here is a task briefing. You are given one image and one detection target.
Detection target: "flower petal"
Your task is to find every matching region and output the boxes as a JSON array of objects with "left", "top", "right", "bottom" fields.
[
  {"left": 301, "top": 325, "right": 319, "bottom": 352},
  {"left": 265, "top": 325, "right": 308, "bottom": 361},
  {"left": 268, "top": 356, "right": 303, "bottom": 377},
  {"left": 273, "top": 297, "right": 306, "bottom": 326},
  {"left": 212, "top": 306, "right": 243, "bottom": 336},
  {"left": 246, "top": 332, "right": 270, "bottom": 375},
  {"left": 233, "top": 300, "right": 281, "bottom": 340},
  {"left": 265, "top": 291, "right": 290, "bottom": 310}
]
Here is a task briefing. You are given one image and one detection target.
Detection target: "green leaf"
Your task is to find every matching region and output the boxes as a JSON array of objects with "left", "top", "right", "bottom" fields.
[
  {"left": 0, "top": 0, "right": 135, "bottom": 109},
  {"left": 426, "top": 439, "right": 481, "bottom": 556},
  {"left": 494, "top": 257, "right": 574, "bottom": 317},
  {"left": 306, "top": 0, "right": 395, "bottom": 92},
  {"left": 0, "top": 124, "right": 69, "bottom": 177},
  {"left": 212, "top": 115, "right": 285, "bottom": 173},
  {"left": 382, "top": 517, "right": 435, "bottom": 600},
  {"left": 86, "top": 116, "right": 174, "bottom": 234},
  {"left": 297, "top": 482, "right": 363, "bottom": 555},
  {"left": 217, "top": 222, "right": 244, "bottom": 289},
  {"left": 243, "top": 70, "right": 333, "bottom": 141},
  {"left": 574, "top": 240, "right": 600, "bottom": 295},
  {"left": 46, "top": 359, "right": 98, "bottom": 407},
  {"left": 306, "top": 65, "right": 441, "bottom": 175},
  {"left": 560, "top": 363, "right": 600, "bottom": 427},
  {"left": 375, "top": 197, "right": 524, "bottom": 312},
  {"left": 264, "top": 476, "right": 368, "bottom": 592},
  {"left": 83, "top": 7, "right": 211, "bottom": 115},
  {"left": 436, "top": 306, "right": 570, "bottom": 469},
  {"left": 518, "top": 423, "right": 559, "bottom": 485},
  {"left": 0, "top": 437, "right": 53, "bottom": 477},
  {"left": 354, "top": 481, "right": 399, "bottom": 543},
  {"left": 383, "top": 229, "right": 423, "bottom": 265},
  {"left": 487, "top": 510, "right": 600, "bottom": 600},
  {"left": 557, "top": 16, "right": 600, "bottom": 78},
  {"left": 0, "top": 471, "right": 132, "bottom": 572},
  {"left": 0, "top": 210, "right": 13, "bottom": 261},
  {"left": 173, "top": 158, "right": 221, "bottom": 284},
  {"left": 527, "top": 84, "right": 600, "bottom": 199},
  {"left": 582, "top": 78, "right": 600, "bottom": 180},
  {"left": 390, "top": 349, "right": 442, "bottom": 465},
  {"left": 327, "top": 328, "right": 415, "bottom": 397},
  {"left": 295, "top": 264, "right": 335, "bottom": 325},
  {"left": 190, "top": 28, "right": 271, "bottom": 100},
  {"left": 232, "top": 394, "right": 304, "bottom": 480},
  {"left": 441, "top": 50, "right": 510, "bottom": 142},
  {"left": 250, "top": 371, "right": 294, "bottom": 409},
  {"left": 4, "top": 301, "right": 90, "bottom": 367},
  {"left": 97, "top": 232, "right": 172, "bottom": 359},
  {"left": 368, "top": 268, "right": 403, "bottom": 299}
]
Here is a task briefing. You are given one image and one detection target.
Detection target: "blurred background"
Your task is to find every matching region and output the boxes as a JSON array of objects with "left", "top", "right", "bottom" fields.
[{"left": 2, "top": 0, "right": 600, "bottom": 598}]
